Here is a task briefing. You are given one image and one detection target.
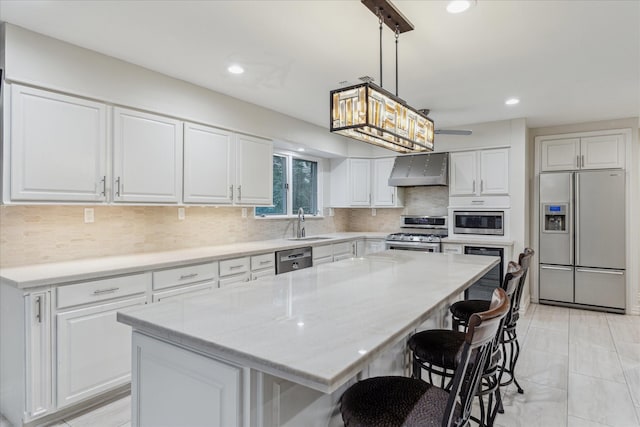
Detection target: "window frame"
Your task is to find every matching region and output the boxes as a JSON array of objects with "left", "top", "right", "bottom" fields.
[{"left": 255, "top": 151, "right": 324, "bottom": 219}]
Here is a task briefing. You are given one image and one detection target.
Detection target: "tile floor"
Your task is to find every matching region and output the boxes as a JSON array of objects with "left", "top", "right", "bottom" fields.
[{"left": 1, "top": 303, "right": 639, "bottom": 427}]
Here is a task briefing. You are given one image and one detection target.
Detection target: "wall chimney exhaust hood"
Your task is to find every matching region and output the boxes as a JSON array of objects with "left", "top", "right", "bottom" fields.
[{"left": 388, "top": 152, "right": 448, "bottom": 186}]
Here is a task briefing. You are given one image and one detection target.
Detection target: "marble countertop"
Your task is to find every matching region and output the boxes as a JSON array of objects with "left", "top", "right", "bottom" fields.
[
  {"left": 117, "top": 251, "right": 499, "bottom": 393},
  {"left": 0, "top": 232, "right": 389, "bottom": 289}
]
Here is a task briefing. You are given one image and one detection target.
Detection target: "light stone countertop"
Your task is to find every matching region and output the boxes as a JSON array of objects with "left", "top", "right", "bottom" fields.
[
  {"left": 0, "top": 232, "right": 389, "bottom": 289},
  {"left": 117, "top": 250, "right": 499, "bottom": 394}
]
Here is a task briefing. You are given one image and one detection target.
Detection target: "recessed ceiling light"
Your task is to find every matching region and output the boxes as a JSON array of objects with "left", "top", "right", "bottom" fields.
[
  {"left": 297, "top": 148, "right": 305, "bottom": 152},
  {"left": 227, "top": 65, "right": 244, "bottom": 75},
  {"left": 505, "top": 98, "right": 520, "bottom": 106},
  {"left": 447, "top": 0, "right": 475, "bottom": 14}
]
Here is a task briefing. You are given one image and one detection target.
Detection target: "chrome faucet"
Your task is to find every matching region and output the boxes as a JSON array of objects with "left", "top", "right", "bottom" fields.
[{"left": 296, "top": 207, "right": 306, "bottom": 238}]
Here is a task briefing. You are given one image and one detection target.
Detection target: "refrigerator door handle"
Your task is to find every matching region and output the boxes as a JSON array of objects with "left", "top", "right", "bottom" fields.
[
  {"left": 575, "top": 173, "right": 579, "bottom": 265},
  {"left": 576, "top": 268, "right": 624, "bottom": 275},
  {"left": 541, "top": 265, "right": 573, "bottom": 271}
]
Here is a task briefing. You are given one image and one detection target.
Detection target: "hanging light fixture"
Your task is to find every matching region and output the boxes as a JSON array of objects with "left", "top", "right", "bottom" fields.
[{"left": 330, "top": 0, "right": 434, "bottom": 153}]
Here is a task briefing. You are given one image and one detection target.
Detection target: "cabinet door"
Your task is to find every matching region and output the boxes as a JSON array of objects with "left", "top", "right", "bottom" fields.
[
  {"left": 10, "top": 84, "right": 107, "bottom": 202},
  {"left": 540, "top": 138, "right": 580, "bottom": 171},
  {"left": 480, "top": 149, "right": 509, "bottom": 195},
  {"left": 56, "top": 296, "right": 147, "bottom": 408},
  {"left": 449, "top": 151, "right": 477, "bottom": 196},
  {"left": 349, "top": 159, "right": 371, "bottom": 206},
  {"left": 372, "top": 158, "right": 399, "bottom": 206},
  {"left": 235, "top": 134, "right": 273, "bottom": 205},
  {"left": 581, "top": 134, "right": 625, "bottom": 170},
  {"left": 364, "top": 239, "right": 386, "bottom": 255},
  {"left": 26, "top": 291, "right": 53, "bottom": 418},
  {"left": 113, "top": 107, "right": 182, "bottom": 203},
  {"left": 183, "top": 122, "right": 234, "bottom": 204}
]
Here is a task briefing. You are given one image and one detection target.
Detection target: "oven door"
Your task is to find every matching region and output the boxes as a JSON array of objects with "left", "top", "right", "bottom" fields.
[
  {"left": 385, "top": 242, "right": 441, "bottom": 252},
  {"left": 453, "top": 211, "right": 504, "bottom": 236}
]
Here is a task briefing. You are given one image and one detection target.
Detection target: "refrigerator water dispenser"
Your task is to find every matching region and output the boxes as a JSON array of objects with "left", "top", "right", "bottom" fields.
[{"left": 542, "top": 204, "right": 567, "bottom": 233}]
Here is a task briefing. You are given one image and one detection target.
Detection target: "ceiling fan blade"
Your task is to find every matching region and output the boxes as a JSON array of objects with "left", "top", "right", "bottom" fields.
[{"left": 434, "top": 129, "right": 473, "bottom": 135}]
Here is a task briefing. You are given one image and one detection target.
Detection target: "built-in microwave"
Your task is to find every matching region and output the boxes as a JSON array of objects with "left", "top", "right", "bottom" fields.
[{"left": 453, "top": 211, "right": 504, "bottom": 236}]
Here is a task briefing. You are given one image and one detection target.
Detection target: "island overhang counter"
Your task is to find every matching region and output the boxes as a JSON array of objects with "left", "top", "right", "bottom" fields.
[{"left": 117, "top": 251, "right": 498, "bottom": 427}]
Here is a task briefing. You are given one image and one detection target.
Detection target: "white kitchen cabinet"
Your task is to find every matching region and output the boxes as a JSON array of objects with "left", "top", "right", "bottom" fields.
[
  {"left": 330, "top": 157, "right": 402, "bottom": 208},
  {"left": 312, "top": 244, "right": 333, "bottom": 265},
  {"left": 9, "top": 84, "right": 108, "bottom": 202},
  {"left": 56, "top": 295, "right": 147, "bottom": 408},
  {"left": 183, "top": 122, "right": 234, "bottom": 204},
  {"left": 364, "top": 238, "right": 386, "bottom": 255},
  {"left": 27, "top": 291, "right": 53, "bottom": 419},
  {"left": 183, "top": 123, "right": 273, "bottom": 206},
  {"left": 151, "top": 262, "right": 218, "bottom": 302},
  {"left": 219, "top": 257, "right": 251, "bottom": 287},
  {"left": 131, "top": 332, "right": 243, "bottom": 427},
  {"left": 540, "top": 134, "right": 625, "bottom": 171},
  {"left": 250, "top": 253, "right": 275, "bottom": 281},
  {"left": 372, "top": 158, "right": 403, "bottom": 207},
  {"left": 332, "top": 241, "right": 356, "bottom": 261},
  {"left": 449, "top": 149, "right": 509, "bottom": 197},
  {"left": 441, "top": 243, "right": 463, "bottom": 254},
  {"left": 152, "top": 282, "right": 216, "bottom": 303},
  {"left": 113, "top": 107, "right": 183, "bottom": 203}
]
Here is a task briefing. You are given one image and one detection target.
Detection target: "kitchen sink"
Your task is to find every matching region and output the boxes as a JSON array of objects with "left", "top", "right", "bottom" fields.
[{"left": 287, "top": 236, "right": 333, "bottom": 241}]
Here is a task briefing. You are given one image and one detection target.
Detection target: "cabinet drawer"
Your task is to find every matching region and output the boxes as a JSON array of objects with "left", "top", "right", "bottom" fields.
[
  {"left": 219, "top": 257, "right": 250, "bottom": 277},
  {"left": 57, "top": 273, "right": 150, "bottom": 309},
  {"left": 152, "top": 262, "right": 218, "bottom": 291},
  {"left": 333, "top": 242, "right": 352, "bottom": 256},
  {"left": 152, "top": 281, "right": 217, "bottom": 303},
  {"left": 251, "top": 269, "right": 275, "bottom": 281},
  {"left": 314, "top": 256, "right": 333, "bottom": 265},
  {"left": 251, "top": 253, "right": 274, "bottom": 271},
  {"left": 313, "top": 245, "right": 332, "bottom": 260},
  {"left": 219, "top": 273, "right": 251, "bottom": 288},
  {"left": 442, "top": 244, "right": 463, "bottom": 254}
]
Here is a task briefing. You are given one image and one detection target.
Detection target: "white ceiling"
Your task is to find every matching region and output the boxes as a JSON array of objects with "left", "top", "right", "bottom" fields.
[{"left": 1, "top": 0, "right": 639, "bottom": 130}]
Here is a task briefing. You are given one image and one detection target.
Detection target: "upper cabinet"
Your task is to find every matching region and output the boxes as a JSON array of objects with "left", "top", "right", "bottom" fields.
[
  {"left": 330, "top": 157, "right": 403, "bottom": 208},
  {"left": 540, "top": 134, "right": 625, "bottom": 171},
  {"left": 113, "top": 107, "right": 183, "bottom": 203},
  {"left": 9, "top": 84, "right": 108, "bottom": 202},
  {"left": 183, "top": 123, "right": 273, "bottom": 206},
  {"left": 450, "top": 148, "right": 509, "bottom": 197}
]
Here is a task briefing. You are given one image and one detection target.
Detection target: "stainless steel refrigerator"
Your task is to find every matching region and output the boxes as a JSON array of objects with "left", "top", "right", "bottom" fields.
[{"left": 539, "top": 170, "right": 626, "bottom": 313}]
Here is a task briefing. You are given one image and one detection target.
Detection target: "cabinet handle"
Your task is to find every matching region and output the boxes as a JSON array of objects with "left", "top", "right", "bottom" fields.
[
  {"left": 480, "top": 180, "right": 484, "bottom": 193},
  {"left": 229, "top": 265, "right": 244, "bottom": 270},
  {"left": 581, "top": 155, "right": 585, "bottom": 168},
  {"left": 230, "top": 185, "right": 234, "bottom": 201},
  {"left": 35, "top": 296, "right": 42, "bottom": 323},
  {"left": 471, "top": 200, "right": 485, "bottom": 205},
  {"left": 369, "top": 194, "right": 372, "bottom": 205},
  {"left": 100, "top": 176, "right": 106, "bottom": 197},
  {"left": 576, "top": 268, "right": 623, "bottom": 275},
  {"left": 391, "top": 193, "right": 394, "bottom": 204},
  {"left": 577, "top": 155, "right": 580, "bottom": 168},
  {"left": 93, "top": 287, "right": 119, "bottom": 295},
  {"left": 115, "top": 177, "right": 121, "bottom": 197},
  {"left": 238, "top": 185, "right": 242, "bottom": 200},
  {"left": 540, "top": 265, "right": 572, "bottom": 271},
  {"left": 179, "top": 273, "right": 198, "bottom": 280},
  {"left": 472, "top": 180, "right": 476, "bottom": 193},
  {"left": 259, "top": 260, "right": 271, "bottom": 265}
]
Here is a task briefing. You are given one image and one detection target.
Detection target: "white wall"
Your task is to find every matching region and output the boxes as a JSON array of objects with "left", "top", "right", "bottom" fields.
[{"left": 2, "top": 23, "right": 352, "bottom": 157}]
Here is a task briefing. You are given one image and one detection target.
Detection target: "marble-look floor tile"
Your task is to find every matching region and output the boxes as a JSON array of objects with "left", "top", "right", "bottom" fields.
[
  {"left": 516, "top": 347, "right": 569, "bottom": 390},
  {"left": 622, "top": 364, "right": 640, "bottom": 407},
  {"left": 570, "top": 323, "right": 616, "bottom": 351},
  {"left": 496, "top": 379, "right": 567, "bottom": 427},
  {"left": 530, "top": 304, "right": 570, "bottom": 332},
  {"left": 608, "top": 317, "right": 640, "bottom": 344},
  {"left": 567, "top": 416, "right": 614, "bottom": 427},
  {"left": 616, "top": 342, "right": 640, "bottom": 367},
  {"left": 525, "top": 326, "right": 569, "bottom": 355},
  {"left": 569, "top": 342, "right": 626, "bottom": 383},
  {"left": 570, "top": 308, "right": 609, "bottom": 329},
  {"left": 568, "top": 373, "right": 639, "bottom": 427},
  {"left": 64, "top": 396, "right": 130, "bottom": 427}
]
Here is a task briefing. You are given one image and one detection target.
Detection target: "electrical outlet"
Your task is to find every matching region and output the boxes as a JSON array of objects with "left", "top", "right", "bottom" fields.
[
  {"left": 371, "top": 208, "right": 377, "bottom": 217},
  {"left": 84, "top": 208, "right": 94, "bottom": 223},
  {"left": 241, "top": 208, "right": 247, "bottom": 218},
  {"left": 178, "top": 207, "right": 185, "bottom": 220}
]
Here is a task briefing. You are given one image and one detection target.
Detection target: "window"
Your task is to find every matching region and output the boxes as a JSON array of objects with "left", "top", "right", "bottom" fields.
[{"left": 256, "top": 153, "right": 320, "bottom": 217}]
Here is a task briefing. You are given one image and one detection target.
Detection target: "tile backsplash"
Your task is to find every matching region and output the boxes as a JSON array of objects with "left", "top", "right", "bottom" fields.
[{"left": 0, "top": 186, "right": 449, "bottom": 268}]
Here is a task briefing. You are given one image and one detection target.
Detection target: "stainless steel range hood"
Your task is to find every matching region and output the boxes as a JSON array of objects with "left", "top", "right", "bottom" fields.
[{"left": 388, "top": 152, "right": 448, "bottom": 186}]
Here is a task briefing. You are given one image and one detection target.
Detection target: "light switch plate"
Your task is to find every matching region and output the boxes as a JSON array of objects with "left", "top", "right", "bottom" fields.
[
  {"left": 178, "top": 207, "right": 185, "bottom": 220},
  {"left": 84, "top": 208, "right": 94, "bottom": 223},
  {"left": 371, "top": 208, "right": 377, "bottom": 216}
]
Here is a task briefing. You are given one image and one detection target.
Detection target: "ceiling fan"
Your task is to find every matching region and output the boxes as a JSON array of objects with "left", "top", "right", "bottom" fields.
[{"left": 419, "top": 109, "right": 473, "bottom": 136}]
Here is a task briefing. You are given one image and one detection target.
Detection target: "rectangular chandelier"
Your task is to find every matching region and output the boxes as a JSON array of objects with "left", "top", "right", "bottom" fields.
[{"left": 330, "top": 82, "right": 434, "bottom": 153}]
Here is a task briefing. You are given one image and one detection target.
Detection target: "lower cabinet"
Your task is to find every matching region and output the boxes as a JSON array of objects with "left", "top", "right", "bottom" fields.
[
  {"left": 56, "top": 296, "right": 147, "bottom": 408},
  {"left": 132, "top": 332, "right": 243, "bottom": 427},
  {"left": 364, "top": 238, "right": 386, "bottom": 255},
  {"left": 152, "top": 281, "right": 216, "bottom": 303}
]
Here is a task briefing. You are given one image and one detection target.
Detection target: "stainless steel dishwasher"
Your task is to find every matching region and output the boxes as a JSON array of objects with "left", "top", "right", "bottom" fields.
[{"left": 275, "top": 247, "right": 313, "bottom": 274}]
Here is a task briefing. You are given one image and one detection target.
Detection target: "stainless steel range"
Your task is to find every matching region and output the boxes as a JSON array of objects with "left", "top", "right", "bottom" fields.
[{"left": 385, "top": 215, "right": 448, "bottom": 252}]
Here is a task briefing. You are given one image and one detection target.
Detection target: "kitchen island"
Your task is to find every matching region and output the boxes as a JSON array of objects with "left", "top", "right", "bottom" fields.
[{"left": 117, "top": 251, "right": 498, "bottom": 427}]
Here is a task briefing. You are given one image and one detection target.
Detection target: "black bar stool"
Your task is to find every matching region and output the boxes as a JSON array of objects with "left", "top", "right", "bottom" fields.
[
  {"left": 340, "top": 288, "right": 510, "bottom": 427},
  {"left": 449, "top": 248, "right": 534, "bottom": 394},
  {"left": 407, "top": 262, "right": 523, "bottom": 426}
]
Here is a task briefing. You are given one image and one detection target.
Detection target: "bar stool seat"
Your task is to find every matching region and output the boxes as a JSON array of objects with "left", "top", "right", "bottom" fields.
[
  {"left": 340, "top": 376, "right": 460, "bottom": 427},
  {"left": 450, "top": 300, "right": 491, "bottom": 327},
  {"left": 408, "top": 330, "right": 465, "bottom": 370}
]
